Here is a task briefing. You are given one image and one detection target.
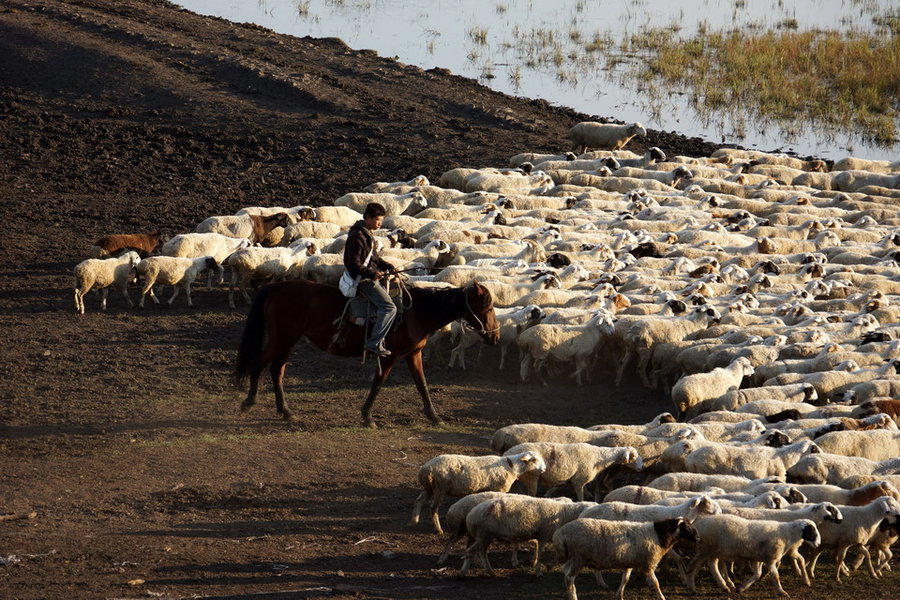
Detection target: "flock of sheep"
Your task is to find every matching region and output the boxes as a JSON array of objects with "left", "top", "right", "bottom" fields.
[{"left": 71, "top": 120, "right": 900, "bottom": 597}]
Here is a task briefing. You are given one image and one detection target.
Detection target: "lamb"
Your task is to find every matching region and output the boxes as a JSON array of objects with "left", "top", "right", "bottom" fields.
[
  {"left": 476, "top": 273, "right": 560, "bottom": 307},
  {"left": 807, "top": 496, "right": 900, "bottom": 581},
  {"left": 408, "top": 451, "right": 546, "bottom": 534},
  {"left": 136, "top": 256, "right": 223, "bottom": 308},
  {"left": 460, "top": 496, "right": 596, "bottom": 576},
  {"left": 72, "top": 251, "right": 141, "bottom": 314},
  {"left": 90, "top": 230, "right": 162, "bottom": 258},
  {"left": 501, "top": 443, "right": 642, "bottom": 501},
  {"left": 685, "top": 515, "right": 820, "bottom": 595},
  {"left": 670, "top": 357, "right": 755, "bottom": 417},
  {"left": 581, "top": 495, "right": 721, "bottom": 524},
  {"left": 787, "top": 454, "right": 900, "bottom": 485},
  {"left": 280, "top": 220, "right": 342, "bottom": 245},
  {"left": 552, "top": 517, "right": 698, "bottom": 600},
  {"left": 517, "top": 310, "right": 616, "bottom": 385},
  {"left": 721, "top": 502, "right": 844, "bottom": 528},
  {"left": 334, "top": 190, "right": 428, "bottom": 216},
  {"left": 646, "top": 472, "right": 781, "bottom": 493},
  {"left": 567, "top": 121, "right": 646, "bottom": 154},
  {"left": 195, "top": 212, "right": 290, "bottom": 245},
  {"left": 813, "top": 429, "right": 900, "bottom": 461},
  {"left": 294, "top": 253, "right": 345, "bottom": 286},
  {"left": 682, "top": 439, "right": 821, "bottom": 479}
]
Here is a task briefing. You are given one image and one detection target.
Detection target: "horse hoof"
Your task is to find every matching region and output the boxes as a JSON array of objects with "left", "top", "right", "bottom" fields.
[
  {"left": 429, "top": 417, "right": 444, "bottom": 426},
  {"left": 240, "top": 401, "right": 254, "bottom": 413},
  {"left": 282, "top": 412, "right": 297, "bottom": 422},
  {"left": 364, "top": 419, "right": 378, "bottom": 429}
]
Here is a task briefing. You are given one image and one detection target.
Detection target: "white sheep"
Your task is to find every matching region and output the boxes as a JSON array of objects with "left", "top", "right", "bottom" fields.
[
  {"left": 683, "top": 439, "right": 820, "bottom": 480},
  {"left": 646, "top": 472, "right": 779, "bottom": 493},
  {"left": 313, "top": 205, "right": 365, "bottom": 228},
  {"left": 567, "top": 121, "right": 647, "bottom": 153},
  {"left": 224, "top": 245, "right": 315, "bottom": 308},
  {"left": 517, "top": 310, "right": 616, "bottom": 385},
  {"left": 553, "top": 517, "right": 698, "bottom": 600},
  {"left": 787, "top": 454, "right": 900, "bottom": 485},
  {"left": 160, "top": 232, "right": 251, "bottom": 289},
  {"left": 502, "top": 443, "right": 642, "bottom": 500},
  {"left": 73, "top": 251, "right": 141, "bottom": 314},
  {"left": 807, "top": 496, "right": 900, "bottom": 581},
  {"left": 448, "top": 304, "right": 545, "bottom": 370},
  {"left": 437, "top": 491, "right": 515, "bottom": 566},
  {"left": 813, "top": 429, "right": 900, "bottom": 462},
  {"left": 580, "top": 495, "right": 721, "bottom": 523},
  {"left": 194, "top": 212, "right": 290, "bottom": 244},
  {"left": 459, "top": 496, "right": 595, "bottom": 576},
  {"left": 685, "top": 515, "right": 820, "bottom": 595},
  {"left": 670, "top": 356, "right": 755, "bottom": 417},
  {"left": 334, "top": 190, "right": 428, "bottom": 216},
  {"left": 408, "top": 451, "right": 547, "bottom": 535},
  {"left": 136, "top": 256, "right": 223, "bottom": 308},
  {"left": 684, "top": 382, "right": 818, "bottom": 419},
  {"left": 790, "top": 481, "right": 900, "bottom": 506}
]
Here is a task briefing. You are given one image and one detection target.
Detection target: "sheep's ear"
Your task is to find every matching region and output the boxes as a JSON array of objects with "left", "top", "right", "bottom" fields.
[{"left": 506, "top": 456, "right": 514, "bottom": 468}]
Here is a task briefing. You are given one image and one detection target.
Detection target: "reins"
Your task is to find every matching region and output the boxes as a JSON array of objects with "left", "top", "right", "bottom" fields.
[{"left": 460, "top": 284, "right": 501, "bottom": 335}]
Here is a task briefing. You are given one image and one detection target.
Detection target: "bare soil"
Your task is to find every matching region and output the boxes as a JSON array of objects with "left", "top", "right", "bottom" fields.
[{"left": 0, "top": 1, "right": 893, "bottom": 599}]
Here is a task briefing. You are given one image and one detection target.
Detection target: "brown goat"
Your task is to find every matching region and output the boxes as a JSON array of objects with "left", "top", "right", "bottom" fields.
[
  {"left": 249, "top": 213, "right": 291, "bottom": 245},
  {"left": 853, "top": 399, "right": 900, "bottom": 426},
  {"left": 91, "top": 230, "right": 162, "bottom": 258}
]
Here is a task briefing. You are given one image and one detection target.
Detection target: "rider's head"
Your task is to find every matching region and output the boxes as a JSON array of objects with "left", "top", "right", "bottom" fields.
[{"left": 363, "top": 203, "right": 387, "bottom": 230}]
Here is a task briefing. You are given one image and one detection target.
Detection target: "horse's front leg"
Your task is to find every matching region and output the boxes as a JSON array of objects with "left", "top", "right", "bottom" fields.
[
  {"left": 405, "top": 350, "right": 442, "bottom": 426},
  {"left": 361, "top": 355, "right": 398, "bottom": 429}
]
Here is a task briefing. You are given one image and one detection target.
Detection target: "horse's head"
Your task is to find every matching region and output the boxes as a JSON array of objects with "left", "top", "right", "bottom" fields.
[{"left": 465, "top": 282, "right": 500, "bottom": 345}]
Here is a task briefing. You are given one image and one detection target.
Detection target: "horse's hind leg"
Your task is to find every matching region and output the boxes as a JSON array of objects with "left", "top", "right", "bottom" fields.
[
  {"left": 270, "top": 355, "right": 295, "bottom": 421},
  {"left": 405, "top": 351, "right": 442, "bottom": 426},
  {"left": 361, "top": 356, "right": 397, "bottom": 429}
]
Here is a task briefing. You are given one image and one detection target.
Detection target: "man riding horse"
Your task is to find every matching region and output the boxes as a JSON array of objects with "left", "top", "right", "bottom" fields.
[{"left": 342, "top": 202, "right": 397, "bottom": 357}]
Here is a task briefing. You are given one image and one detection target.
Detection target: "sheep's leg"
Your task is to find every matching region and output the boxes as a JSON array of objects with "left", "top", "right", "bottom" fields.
[
  {"left": 437, "top": 530, "right": 461, "bottom": 566},
  {"left": 101, "top": 288, "right": 109, "bottom": 310},
  {"left": 645, "top": 568, "right": 666, "bottom": 600},
  {"left": 532, "top": 540, "right": 543, "bottom": 576},
  {"left": 593, "top": 569, "right": 608, "bottom": 589},
  {"left": 408, "top": 490, "right": 428, "bottom": 528},
  {"left": 167, "top": 285, "right": 180, "bottom": 306},
  {"left": 807, "top": 550, "right": 821, "bottom": 579},
  {"left": 563, "top": 561, "right": 580, "bottom": 600},
  {"left": 615, "top": 568, "right": 632, "bottom": 600},
  {"left": 736, "top": 561, "right": 765, "bottom": 593},
  {"left": 121, "top": 284, "right": 133, "bottom": 308},
  {"left": 184, "top": 281, "right": 194, "bottom": 307},
  {"left": 74, "top": 289, "right": 84, "bottom": 314},
  {"left": 519, "top": 355, "right": 531, "bottom": 382},
  {"left": 789, "top": 550, "right": 810, "bottom": 585},
  {"left": 684, "top": 555, "right": 702, "bottom": 592},
  {"left": 615, "top": 350, "right": 634, "bottom": 386},
  {"left": 429, "top": 489, "right": 446, "bottom": 535},
  {"left": 498, "top": 344, "right": 507, "bottom": 370},
  {"left": 404, "top": 351, "right": 442, "bottom": 426},
  {"left": 709, "top": 558, "right": 733, "bottom": 591},
  {"left": 360, "top": 355, "right": 398, "bottom": 429},
  {"left": 636, "top": 352, "right": 653, "bottom": 387}
]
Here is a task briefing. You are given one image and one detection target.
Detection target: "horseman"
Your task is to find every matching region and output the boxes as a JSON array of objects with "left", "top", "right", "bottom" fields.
[{"left": 342, "top": 202, "right": 397, "bottom": 357}]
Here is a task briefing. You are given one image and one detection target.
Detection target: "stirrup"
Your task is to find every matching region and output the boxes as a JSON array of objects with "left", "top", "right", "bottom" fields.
[{"left": 365, "top": 345, "right": 391, "bottom": 358}]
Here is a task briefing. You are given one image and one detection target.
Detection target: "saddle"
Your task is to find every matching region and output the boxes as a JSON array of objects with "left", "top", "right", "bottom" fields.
[{"left": 328, "top": 290, "right": 404, "bottom": 354}]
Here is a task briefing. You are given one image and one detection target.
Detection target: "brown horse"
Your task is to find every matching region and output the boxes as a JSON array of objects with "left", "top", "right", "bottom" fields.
[{"left": 234, "top": 279, "right": 500, "bottom": 427}]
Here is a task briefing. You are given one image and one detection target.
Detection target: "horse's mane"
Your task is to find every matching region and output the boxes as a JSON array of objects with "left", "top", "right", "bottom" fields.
[{"left": 407, "top": 285, "right": 466, "bottom": 322}]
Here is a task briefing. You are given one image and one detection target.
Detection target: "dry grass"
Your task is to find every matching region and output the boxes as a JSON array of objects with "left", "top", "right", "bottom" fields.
[{"left": 625, "top": 22, "right": 900, "bottom": 144}]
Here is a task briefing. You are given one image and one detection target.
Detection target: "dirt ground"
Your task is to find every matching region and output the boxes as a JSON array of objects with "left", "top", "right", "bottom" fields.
[{"left": 1, "top": 1, "right": 896, "bottom": 598}]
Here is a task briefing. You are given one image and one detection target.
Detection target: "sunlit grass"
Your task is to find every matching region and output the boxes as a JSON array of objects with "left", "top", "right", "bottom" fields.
[{"left": 628, "top": 26, "right": 900, "bottom": 143}]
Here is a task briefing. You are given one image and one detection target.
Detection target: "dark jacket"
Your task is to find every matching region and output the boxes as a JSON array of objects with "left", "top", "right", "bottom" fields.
[{"left": 343, "top": 220, "right": 393, "bottom": 280}]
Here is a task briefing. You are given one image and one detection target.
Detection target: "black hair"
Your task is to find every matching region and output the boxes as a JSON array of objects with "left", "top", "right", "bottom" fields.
[{"left": 364, "top": 202, "right": 387, "bottom": 219}]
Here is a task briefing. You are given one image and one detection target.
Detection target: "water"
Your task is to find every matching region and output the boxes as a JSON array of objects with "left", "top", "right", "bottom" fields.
[{"left": 177, "top": 0, "right": 898, "bottom": 160}]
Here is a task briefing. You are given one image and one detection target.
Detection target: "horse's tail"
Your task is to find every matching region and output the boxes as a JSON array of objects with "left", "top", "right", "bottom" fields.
[{"left": 234, "top": 285, "right": 273, "bottom": 390}]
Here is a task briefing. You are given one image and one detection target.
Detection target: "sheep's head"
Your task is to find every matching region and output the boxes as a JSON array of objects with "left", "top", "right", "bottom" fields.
[{"left": 800, "top": 521, "right": 821, "bottom": 548}]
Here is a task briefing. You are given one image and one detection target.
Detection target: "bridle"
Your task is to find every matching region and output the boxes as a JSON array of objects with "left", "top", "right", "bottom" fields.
[{"left": 461, "top": 284, "right": 501, "bottom": 336}]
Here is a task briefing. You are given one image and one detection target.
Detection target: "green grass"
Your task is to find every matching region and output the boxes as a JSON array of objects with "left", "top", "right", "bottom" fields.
[{"left": 623, "top": 25, "right": 900, "bottom": 144}]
